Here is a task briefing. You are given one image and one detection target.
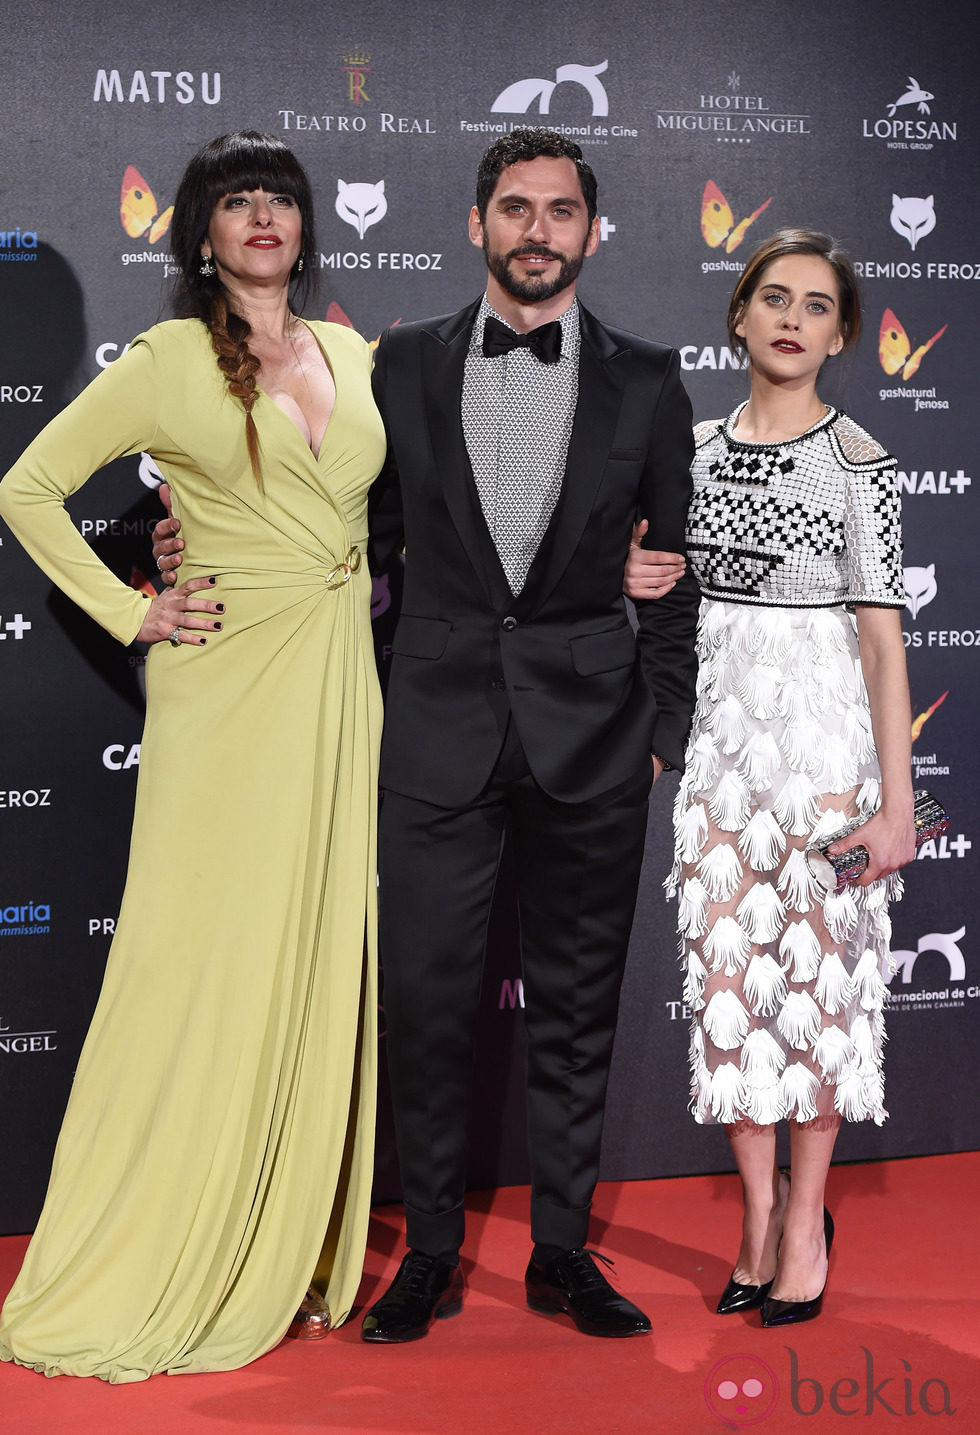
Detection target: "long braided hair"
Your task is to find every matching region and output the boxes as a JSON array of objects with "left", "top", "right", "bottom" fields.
[{"left": 170, "top": 131, "right": 317, "bottom": 484}]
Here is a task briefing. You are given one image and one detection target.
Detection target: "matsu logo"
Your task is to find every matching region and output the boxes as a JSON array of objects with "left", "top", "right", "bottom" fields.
[
  {"left": 890, "top": 926, "right": 966, "bottom": 985},
  {"left": 491, "top": 60, "right": 609, "bottom": 117}
]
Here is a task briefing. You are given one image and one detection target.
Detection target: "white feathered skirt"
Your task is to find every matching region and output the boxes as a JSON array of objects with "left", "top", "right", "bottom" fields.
[{"left": 668, "top": 599, "right": 902, "bottom": 1127}]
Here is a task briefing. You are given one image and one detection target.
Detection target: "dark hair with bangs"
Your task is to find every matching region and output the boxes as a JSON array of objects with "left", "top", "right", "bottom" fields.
[
  {"left": 171, "top": 130, "right": 317, "bottom": 316},
  {"left": 169, "top": 131, "right": 318, "bottom": 484},
  {"left": 475, "top": 127, "right": 598, "bottom": 224}
]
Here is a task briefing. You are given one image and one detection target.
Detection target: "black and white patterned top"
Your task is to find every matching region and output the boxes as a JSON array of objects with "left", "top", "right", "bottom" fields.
[
  {"left": 461, "top": 297, "right": 581, "bottom": 594},
  {"left": 687, "top": 404, "right": 904, "bottom": 609}
]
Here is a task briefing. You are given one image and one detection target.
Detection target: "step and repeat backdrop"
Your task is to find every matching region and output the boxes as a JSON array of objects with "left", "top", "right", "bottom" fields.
[{"left": 1, "top": 0, "right": 977, "bottom": 1230}]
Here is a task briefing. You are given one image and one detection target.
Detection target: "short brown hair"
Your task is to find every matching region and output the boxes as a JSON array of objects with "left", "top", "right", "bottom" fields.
[{"left": 727, "top": 228, "right": 861, "bottom": 356}]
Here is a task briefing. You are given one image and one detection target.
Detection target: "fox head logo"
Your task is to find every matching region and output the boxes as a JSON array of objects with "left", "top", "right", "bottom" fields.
[
  {"left": 903, "top": 563, "right": 937, "bottom": 619},
  {"left": 335, "top": 179, "right": 387, "bottom": 240},
  {"left": 890, "top": 194, "right": 936, "bottom": 251}
]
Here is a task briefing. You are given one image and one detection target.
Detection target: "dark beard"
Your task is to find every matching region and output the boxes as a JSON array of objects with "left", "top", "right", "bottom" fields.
[{"left": 483, "top": 240, "right": 585, "bottom": 304}]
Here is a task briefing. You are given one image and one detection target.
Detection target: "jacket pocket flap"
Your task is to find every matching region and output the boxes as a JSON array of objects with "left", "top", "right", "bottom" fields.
[
  {"left": 392, "top": 614, "right": 452, "bottom": 660},
  {"left": 570, "top": 625, "right": 636, "bottom": 676}
]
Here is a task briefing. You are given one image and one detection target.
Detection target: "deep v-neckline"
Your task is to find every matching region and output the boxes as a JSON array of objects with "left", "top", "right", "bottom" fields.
[{"left": 257, "top": 320, "right": 338, "bottom": 463}]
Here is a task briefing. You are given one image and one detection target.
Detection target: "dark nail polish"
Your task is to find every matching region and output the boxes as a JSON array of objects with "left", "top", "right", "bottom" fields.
[
  {"left": 213, "top": 623, "right": 222, "bottom": 631},
  {"left": 200, "top": 638, "right": 207, "bottom": 645},
  {"left": 215, "top": 603, "right": 225, "bottom": 613},
  {"left": 209, "top": 576, "right": 217, "bottom": 585}
]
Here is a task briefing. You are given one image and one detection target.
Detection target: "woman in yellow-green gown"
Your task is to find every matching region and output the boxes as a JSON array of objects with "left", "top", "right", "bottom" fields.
[{"left": 0, "top": 132, "right": 386, "bottom": 1380}]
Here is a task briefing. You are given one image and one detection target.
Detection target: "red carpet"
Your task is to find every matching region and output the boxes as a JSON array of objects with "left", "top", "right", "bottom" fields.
[{"left": 2, "top": 1153, "right": 977, "bottom": 1433}]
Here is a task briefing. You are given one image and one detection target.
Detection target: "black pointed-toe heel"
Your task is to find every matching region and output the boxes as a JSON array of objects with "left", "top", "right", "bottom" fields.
[
  {"left": 716, "top": 1274, "right": 774, "bottom": 1315},
  {"left": 761, "top": 1208, "right": 834, "bottom": 1328},
  {"left": 718, "top": 1169, "right": 789, "bottom": 1314}
]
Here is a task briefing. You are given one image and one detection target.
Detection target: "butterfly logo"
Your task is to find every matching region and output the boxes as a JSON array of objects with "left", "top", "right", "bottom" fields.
[
  {"left": 700, "top": 181, "right": 772, "bottom": 252},
  {"left": 911, "top": 689, "right": 948, "bottom": 742},
  {"left": 326, "top": 300, "right": 401, "bottom": 352},
  {"left": 120, "top": 166, "right": 173, "bottom": 243},
  {"left": 878, "top": 309, "right": 947, "bottom": 379}
]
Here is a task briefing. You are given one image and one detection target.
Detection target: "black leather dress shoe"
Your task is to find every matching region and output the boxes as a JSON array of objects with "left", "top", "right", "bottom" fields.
[
  {"left": 761, "top": 1208, "right": 835, "bottom": 1328},
  {"left": 525, "top": 1248, "right": 651, "bottom": 1338},
  {"left": 361, "top": 1251, "right": 464, "bottom": 1343},
  {"left": 716, "top": 1274, "right": 774, "bottom": 1315}
]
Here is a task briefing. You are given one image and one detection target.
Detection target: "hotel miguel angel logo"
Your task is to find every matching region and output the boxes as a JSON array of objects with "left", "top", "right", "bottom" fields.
[
  {"left": 700, "top": 181, "right": 772, "bottom": 252},
  {"left": 120, "top": 166, "right": 173, "bottom": 244},
  {"left": 878, "top": 309, "right": 947, "bottom": 380}
]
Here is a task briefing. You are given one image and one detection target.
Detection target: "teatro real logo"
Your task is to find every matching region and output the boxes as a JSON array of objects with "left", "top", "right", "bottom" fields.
[
  {"left": 342, "top": 46, "right": 371, "bottom": 105},
  {"left": 335, "top": 180, "right": 387, "bottom": 239},
  {"left": 491, "top": 60, "right": 610, "bottom": 117},
  {"left": 862, "top": 77, "right": 958, "bottom": 150}
]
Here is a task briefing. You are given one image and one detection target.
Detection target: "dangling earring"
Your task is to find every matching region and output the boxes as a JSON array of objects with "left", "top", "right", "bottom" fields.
[
  {"left": 296, "top": 253, "right": 305, "bottom": 273},
  {"left": 200, "top": 252, "right": 216, "bottom": 277}
]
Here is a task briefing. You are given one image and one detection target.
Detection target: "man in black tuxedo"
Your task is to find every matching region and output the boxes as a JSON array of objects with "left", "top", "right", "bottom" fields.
[
  {"left": 153, "top": 128, "right": 698, "bottom": 1342},
  {"left": 363, "top": 128, "right": 699, "bottom": 1341}
]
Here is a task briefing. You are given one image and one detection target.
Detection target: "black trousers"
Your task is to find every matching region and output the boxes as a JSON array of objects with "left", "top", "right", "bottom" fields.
[{"left": 378, "top": 718, "right": 652, "bottom": 1255}]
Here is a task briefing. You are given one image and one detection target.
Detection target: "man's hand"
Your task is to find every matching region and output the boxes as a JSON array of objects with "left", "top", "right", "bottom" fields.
[
  {"left": 151, "top": 482, "right": 184, "bottom": 588},
  {"left": 625, "top": 520, "right": 686, "bottom": 600}
]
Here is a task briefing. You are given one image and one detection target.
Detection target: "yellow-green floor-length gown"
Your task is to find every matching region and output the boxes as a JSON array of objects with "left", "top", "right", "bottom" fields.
[{"left": 0, "top": 319, "right": 386, "bottom": 1381}]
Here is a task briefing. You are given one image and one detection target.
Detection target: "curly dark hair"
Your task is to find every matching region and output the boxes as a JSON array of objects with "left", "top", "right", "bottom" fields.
[{"left": 475, "top": 127, "right": 598, "bottom": 224}]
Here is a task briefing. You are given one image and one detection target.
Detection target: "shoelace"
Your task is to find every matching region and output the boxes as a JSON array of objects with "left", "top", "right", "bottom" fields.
[
  {"left": 564, "top": 1248, "right": 617, "bottom": 1289},
  {"left": 398, "top": 1253, "right": 444, "bottom": 1296}
]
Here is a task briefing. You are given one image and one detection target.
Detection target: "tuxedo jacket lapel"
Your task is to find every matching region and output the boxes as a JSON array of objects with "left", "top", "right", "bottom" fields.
[
  {"left": 419, "top": 300, "right": 630, "bottom": 616},
  {"left": 516, "top": 306, "right": 627, "bottom": 617},
  {"left": 420, "top": 300, "right": 513, "bottom": 607}
]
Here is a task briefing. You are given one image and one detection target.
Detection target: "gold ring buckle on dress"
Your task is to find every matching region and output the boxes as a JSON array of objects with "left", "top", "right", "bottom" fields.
[{"left": 325, "top": 546, "right": 362, "bottom": 589}]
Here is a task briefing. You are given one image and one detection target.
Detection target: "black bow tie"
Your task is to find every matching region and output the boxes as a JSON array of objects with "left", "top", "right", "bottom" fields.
[{"left": 482, "top": 315, "right": 562, "bottom": 364}]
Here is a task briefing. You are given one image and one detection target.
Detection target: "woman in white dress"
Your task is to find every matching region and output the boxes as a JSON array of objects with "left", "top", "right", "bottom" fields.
[{"left": 627, "top": 230, "right": 915, "bottom": 1326}]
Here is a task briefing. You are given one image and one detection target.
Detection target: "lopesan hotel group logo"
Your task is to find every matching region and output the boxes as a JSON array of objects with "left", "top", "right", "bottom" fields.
[
  {"left": 279, "top": 47, "right": 436, "bottom": 140},
  {"left": 861, "top": 77, "right": 959, "bottom": 152},
  {"left": 460, "top": 59, "right": 640, "bottom": 147},
  {"left": 655, "top": 70, "right": 812, "bottom": 145}
]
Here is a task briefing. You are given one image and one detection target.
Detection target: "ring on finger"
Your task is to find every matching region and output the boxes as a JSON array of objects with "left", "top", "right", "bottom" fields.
[
  {"left": 156, "top": 557, "right": 166, "bottom": 574},
  {"left": 168, "top": 626, "right": 181, "bottom": 648}
]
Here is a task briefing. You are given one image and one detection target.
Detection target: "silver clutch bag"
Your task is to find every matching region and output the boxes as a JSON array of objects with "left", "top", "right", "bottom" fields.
[{"left": 805, "top": 789, "right": 949, "bottom": 895}]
